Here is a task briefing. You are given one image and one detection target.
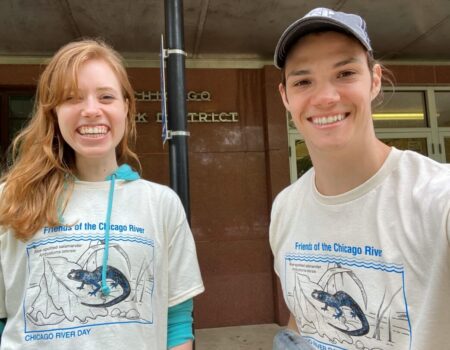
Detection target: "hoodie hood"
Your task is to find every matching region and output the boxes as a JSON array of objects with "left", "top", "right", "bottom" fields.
[{"left": 101, "top": 164, "right": 139, "bottom": 296}]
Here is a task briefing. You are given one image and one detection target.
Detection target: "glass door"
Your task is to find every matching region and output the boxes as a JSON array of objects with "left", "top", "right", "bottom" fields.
[
  {"left": 434, "top": 90, "right": 450, "bottom": 163},
  {"left": 288, "top": 134, "right": 312, "bottom": 183},
  {"left": 376, "top": 131, "right": 432, "bottom": 158},
  {"left": 288, "top": 132, "right": 434, "bottom": 183},
  {"left": 439, "top": 132, "right": 450, "bottom": 163}
]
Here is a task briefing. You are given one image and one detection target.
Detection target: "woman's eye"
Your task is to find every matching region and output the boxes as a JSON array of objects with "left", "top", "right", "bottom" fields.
[
  {"left": 64, "top": 95, "right": 78, "bottom": 103},
  {"left": 101, "top": 95, "right": 115, "bottom": 101}
]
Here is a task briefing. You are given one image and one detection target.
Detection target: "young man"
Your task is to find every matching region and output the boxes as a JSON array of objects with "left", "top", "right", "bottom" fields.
[{"left": 270, "top": 7, "right": 450, "bottom": 350}]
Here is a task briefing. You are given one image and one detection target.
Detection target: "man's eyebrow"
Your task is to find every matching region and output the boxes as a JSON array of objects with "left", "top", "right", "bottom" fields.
[
  {"left": 334, "top": 57, "right": 361, "bottom": 68},
  {"left": 286, "top": 69, "right": 310, "bottom": 79},
  {"left": 286, "top": 57, "right": 363, "bottom": 79}
]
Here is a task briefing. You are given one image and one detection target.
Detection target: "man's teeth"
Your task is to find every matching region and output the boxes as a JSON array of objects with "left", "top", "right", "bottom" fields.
[
  {"left": 78, "top": 126, "right": 108, "bottom": 135},
  {"left": 312, "top": 114, "right": 345, "bottom": 125}
]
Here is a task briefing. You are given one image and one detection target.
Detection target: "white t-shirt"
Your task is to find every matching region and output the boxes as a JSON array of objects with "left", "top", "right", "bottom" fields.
[
  {"left": 0, "top": 179, "right": 204, "bottom": 349},
  {"left": 270, "top": 148, "right": 450, "bottom": 350}
]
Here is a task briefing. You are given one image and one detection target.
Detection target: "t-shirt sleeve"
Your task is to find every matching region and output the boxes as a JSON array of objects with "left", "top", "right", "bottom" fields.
[
  {"left": 165, "top": 191, "right": 204, "bottom": 307},
  {"left": 269, "top": 192, "right": 285, "bottom": 277},
  {"left": 447, "top": 209, "right": 450, "bottom": 244}
]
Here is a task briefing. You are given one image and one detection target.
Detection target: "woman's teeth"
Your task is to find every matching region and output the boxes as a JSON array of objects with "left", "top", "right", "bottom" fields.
[{"left": 78, "top": 126, "right": 108, "bottom": 135}]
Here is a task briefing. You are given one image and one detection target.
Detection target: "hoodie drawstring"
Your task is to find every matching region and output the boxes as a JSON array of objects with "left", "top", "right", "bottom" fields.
[
  {"left": 101, "top": 164, "right": 140, "bottom": 296},
  {"left": 101, "top": 173, "right": 116, "bottom": 296}
]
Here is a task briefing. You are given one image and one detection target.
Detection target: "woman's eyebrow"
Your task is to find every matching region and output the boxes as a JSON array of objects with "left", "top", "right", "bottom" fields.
[{"left": 96, "top": 86, "right": 119, "bottom": 92}]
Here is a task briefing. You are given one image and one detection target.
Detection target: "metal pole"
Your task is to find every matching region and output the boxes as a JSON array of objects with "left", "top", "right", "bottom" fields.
[{"left": 164, "top": 0, "right": 190, "bottom": 220}]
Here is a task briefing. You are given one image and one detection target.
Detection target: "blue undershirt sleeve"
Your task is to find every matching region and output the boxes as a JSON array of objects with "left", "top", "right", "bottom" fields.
[
  {"left": 0, "top": 318, "right": 6, "bottom": 342},
  {"left": 167, "top": 298, "right": 194, "bottom": 349}
]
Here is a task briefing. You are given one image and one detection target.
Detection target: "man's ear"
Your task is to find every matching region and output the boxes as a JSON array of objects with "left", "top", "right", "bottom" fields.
[
  {"left": 279, "top": 83, "right": 290, "bottom": 110},
  {"left": 371, "top": 64, "right": 382, "bottom": 101}
]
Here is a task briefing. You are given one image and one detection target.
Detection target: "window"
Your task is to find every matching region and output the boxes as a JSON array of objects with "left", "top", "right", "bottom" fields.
[
  {"left": 8, "top": 94, "right": 35, "bottom": 141},
  {"left": 0, "top": 90, "right": 35, "bottom": 165},
  {"left": 444, "top": 137, "right": 450, "bottom": 162},
  {"left": 378, "top": 137, "right": 428, "bottom": 156},
  {"left": 435, "top": 91, "right": 450, "bottom": 127},
  {"left": 373, "top": 91, "right": 427, "bottom": 128}
]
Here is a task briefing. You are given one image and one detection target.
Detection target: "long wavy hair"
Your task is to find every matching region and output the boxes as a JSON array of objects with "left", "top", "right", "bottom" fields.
[{"left": 0, "top": 39, "right": 140, "bottom": 241}]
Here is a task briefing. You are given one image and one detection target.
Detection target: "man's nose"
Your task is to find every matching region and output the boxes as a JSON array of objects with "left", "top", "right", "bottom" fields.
[{"left": 311, "top": 81, "right": 340, "bottom": 108}]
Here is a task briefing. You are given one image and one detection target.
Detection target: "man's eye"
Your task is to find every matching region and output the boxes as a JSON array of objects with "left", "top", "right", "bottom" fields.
[
  {"left": 338, "top": 70, "right": 355, "bottom": 78},
  {"left": 294, "top": 79, "right": 311, "bottom": 87},
  {"left": 101, "top": 95, "right": 115, "bottom": 100}
]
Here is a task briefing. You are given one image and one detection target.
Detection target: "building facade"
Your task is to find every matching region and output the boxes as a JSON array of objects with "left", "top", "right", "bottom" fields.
[{"left": 1, "top": 62, "right": 449, "bottom": 328}]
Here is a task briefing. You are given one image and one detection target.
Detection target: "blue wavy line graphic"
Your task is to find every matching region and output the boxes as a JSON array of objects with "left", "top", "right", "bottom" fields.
[
  {"left": 27, "top": 235, "right": 154, "bottom": 249},
  {"left": 285, "top": 254, "right": 403, "bottom": 273}
]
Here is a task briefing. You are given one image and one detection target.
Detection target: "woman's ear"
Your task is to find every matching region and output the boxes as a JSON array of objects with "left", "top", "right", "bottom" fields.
[
  {"left": 371, "top": 64, "right": 382, "bottom": 101},
  {"left": 124, "top": 98, "right": 129, "bottom": 115}
]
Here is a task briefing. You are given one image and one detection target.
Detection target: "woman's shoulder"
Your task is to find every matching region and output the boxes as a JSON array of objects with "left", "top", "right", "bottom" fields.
[{"left": 131, "top": 179, "right": 181, "bottom": 202}]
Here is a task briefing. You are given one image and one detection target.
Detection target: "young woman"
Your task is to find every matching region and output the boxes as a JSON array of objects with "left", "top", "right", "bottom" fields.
[
  {"left": 0, "top": 39, "right": 204, "bottom": 349},
  {"left": 271, "top": 7, "right": 450, "bottom": 350}
]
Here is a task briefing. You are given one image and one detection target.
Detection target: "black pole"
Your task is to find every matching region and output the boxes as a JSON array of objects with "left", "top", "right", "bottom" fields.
[
  {"left": 165, "top": 6, "right": 195, "bottom": 346},
  {"left": 164, "top": 0, "right": 190, "bottom": 220}
]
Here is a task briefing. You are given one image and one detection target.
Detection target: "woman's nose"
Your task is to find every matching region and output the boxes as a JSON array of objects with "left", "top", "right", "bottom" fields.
[{"left": 80, "top": 96, "right": 101, "bottom": 117}]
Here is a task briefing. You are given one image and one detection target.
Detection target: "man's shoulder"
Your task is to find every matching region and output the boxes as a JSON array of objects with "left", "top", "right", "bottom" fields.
[
  {"left": 399, "top": 149, "right": 449, "bottom": 170},
  {"left": 273, "top": 169, "right": 313, "bottom": 208},
  {"left": 396, "top": 150, "right": 450, "bottom": 209},
  {"left": 397, "top": 150, "right": 450, "bottom": 183}
]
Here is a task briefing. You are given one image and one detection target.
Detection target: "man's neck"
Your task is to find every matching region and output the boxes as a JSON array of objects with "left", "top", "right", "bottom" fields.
[{"left": 311, "top": 140, "right": 391, "bottom": 196}]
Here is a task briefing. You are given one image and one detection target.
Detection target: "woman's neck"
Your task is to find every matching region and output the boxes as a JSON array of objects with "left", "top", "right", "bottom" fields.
[{"left": 75, "top": 156, "right": 119, "bottom": 182}]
